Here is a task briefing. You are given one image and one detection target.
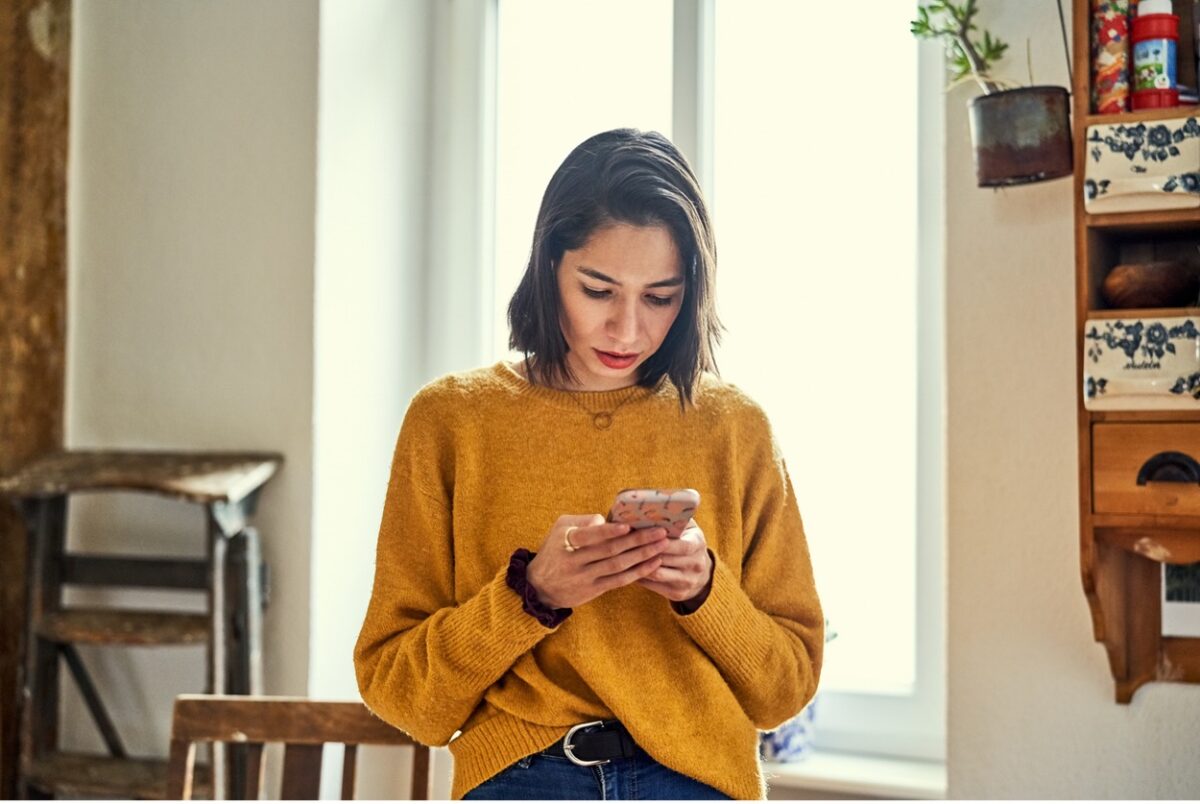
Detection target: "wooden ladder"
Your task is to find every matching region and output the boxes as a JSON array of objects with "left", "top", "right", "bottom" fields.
[{"left": 0, "top": 449, "right": 282, "bottom": 799}]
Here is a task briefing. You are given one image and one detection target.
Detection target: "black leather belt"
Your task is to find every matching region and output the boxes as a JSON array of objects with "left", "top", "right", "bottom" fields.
[{"left": 541, "top": 720, "right": 637, "bottom": 767}]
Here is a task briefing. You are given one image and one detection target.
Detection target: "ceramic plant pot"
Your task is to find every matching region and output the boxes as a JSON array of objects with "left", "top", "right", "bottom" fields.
[{"left": 968, "top": 85, "right": 1073, "bottom": 187}]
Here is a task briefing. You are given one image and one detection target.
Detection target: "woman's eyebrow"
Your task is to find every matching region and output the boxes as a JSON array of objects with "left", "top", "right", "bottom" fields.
[{"left": 577, "top": 266, "right": 685, "bottom": 288}]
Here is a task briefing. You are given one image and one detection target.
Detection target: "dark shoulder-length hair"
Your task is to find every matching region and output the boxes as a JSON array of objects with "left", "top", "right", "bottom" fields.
[{"left": 507, "top": 128, "right": 722, "bottom": 407}]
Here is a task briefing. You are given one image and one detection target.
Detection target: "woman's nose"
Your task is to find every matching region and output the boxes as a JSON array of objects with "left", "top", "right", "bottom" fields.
[{"left": 607, "top": 300, "right": 640, "bottom": 343}]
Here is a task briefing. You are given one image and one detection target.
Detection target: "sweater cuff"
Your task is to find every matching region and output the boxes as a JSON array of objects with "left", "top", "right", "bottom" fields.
[
  {"left": 671, "top": 553, "right": 770, "bottom": 689},
  {"left": 448, "top": 563, "right": 566, "bottom": 691}
]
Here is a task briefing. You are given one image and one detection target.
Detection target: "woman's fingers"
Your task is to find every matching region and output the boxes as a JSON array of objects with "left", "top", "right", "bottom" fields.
[
  {"left": 591, "top": 535, "right": 669, "bottom": 578},
  {"left": 636, "top": 533, "right": 714, "bottom": 604},
  {"left": 642, "top": 565, "right": 689, "bottom": 585},
  {"left": 581, "top": 526, "right": 667, "bottom": 561},
  {"left": 644, "top": 535, "right": 705, "bottom": 566},
  {"left": 559, "top": 518, "right": 627, "bottom": 552},
  {"left": 596, "top": 553, "right": 664, "bottom": 592},
  {"left": 635, "top": 567, "right": 700, "bottom": 601}
]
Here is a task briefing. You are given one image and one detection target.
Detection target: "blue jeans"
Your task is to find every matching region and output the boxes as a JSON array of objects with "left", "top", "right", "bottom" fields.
[{"left": 462, "top": 744, "right": 731, "bottom": 800}]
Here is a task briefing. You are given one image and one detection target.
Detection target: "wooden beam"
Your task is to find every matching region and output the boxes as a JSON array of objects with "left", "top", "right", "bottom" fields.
[{"left": 0, "top": 0, "right": 71, "bottom": 797}]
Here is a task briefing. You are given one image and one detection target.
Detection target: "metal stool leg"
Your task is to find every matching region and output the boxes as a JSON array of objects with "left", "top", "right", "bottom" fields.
[
  {"left": 233, "top": 527, "right": 264, "bottom": 697},
  {"left": 207, "top": 497, "right": 265, "bottom": 800},
  {"left": 19, "top": 496, "right": 67, "bottom": 797},
  {"left": 222, "top": 528, "right": 265, "bottom": 799},
  {"left": 207, "top": 516, "right": 229, "bottom": 799}
]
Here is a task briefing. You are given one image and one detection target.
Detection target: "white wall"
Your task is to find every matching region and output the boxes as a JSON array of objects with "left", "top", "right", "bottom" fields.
[
  {"left": 946, "top": 1, "right": 1200, "bottom": 796},
  {"left": 65, "top": 0, "right": 318, "bottom": 755},
  {"left": 310, "top": 0, "right": 432, "bottom": 704},
  {"left": 66, "top": 1, "right": 452, "bottom": 793}
]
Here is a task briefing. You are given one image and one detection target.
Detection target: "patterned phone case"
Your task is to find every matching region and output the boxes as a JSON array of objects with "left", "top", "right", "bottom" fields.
[{"left": 609, "top": 488, "right": 701, "bottom": 538}]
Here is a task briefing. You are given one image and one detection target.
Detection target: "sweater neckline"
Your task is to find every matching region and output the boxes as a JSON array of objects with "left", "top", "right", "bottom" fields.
[{"left": 493, "top": 360, "right": 670, "bottom": 413}]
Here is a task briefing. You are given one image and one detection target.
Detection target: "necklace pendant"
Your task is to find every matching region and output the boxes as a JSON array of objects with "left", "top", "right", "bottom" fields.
[{"left": 593, "top": 412, "right": 613, "bottom": 430}]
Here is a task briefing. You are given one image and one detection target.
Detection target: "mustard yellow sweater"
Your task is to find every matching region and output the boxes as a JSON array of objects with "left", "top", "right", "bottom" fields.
[{"left": 354, "top": 362, "right": 823, "bottom": 800}]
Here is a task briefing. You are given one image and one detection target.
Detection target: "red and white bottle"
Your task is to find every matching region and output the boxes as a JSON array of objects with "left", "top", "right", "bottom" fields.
[{"left": 1131, "top": 0, "right": 1180, "bottom": 109}]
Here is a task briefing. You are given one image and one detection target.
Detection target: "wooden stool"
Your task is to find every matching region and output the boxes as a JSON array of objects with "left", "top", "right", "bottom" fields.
[{"left": 0, "top": 449, "right": 282, "bottom": 799}]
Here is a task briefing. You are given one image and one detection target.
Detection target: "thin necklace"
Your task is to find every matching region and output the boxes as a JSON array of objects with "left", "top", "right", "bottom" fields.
[
  {"left": 562, "top": 389, "right": 646, "bottom": 430},
  {"left": 513, "top": 360, "right": 650, "bottom": 430}
]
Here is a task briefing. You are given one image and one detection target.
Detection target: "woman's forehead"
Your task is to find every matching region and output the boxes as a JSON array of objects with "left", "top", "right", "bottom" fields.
[{"left": 565, "top": 223, "right": 683, "bottom": 282}]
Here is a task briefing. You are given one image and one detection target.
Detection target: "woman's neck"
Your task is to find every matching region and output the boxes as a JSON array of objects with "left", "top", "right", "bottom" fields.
[{"left": 509, "top": 358, "right": 638, "bottom": 393}]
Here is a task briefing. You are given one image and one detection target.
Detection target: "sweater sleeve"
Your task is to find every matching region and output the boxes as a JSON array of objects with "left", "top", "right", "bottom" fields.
[
  {"left": 673, "top": 408, "right": 824, "bottom": 730},
  {"left": 353, "top": 388, "right": 557, "bottom": 746}
]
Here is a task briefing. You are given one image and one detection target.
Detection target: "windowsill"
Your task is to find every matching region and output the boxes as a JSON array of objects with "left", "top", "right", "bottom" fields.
[{"left": 763, "top": 750, "right": 947, "bottom": 800}]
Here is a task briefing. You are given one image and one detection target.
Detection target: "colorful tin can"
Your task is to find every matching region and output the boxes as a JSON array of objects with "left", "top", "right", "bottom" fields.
[{"left": 1092, "top": 0, "right": 1132, "bottom": 114}]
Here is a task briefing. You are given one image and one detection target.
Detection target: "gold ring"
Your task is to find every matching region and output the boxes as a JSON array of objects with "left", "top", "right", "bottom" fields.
[{"left": 563, "top": 526, "right": 579, "bottom": 553}]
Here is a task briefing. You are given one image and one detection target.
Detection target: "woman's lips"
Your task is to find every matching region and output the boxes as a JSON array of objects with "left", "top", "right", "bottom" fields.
[{"left": 594, "top": 349, "right": 639, "bottom": 369}]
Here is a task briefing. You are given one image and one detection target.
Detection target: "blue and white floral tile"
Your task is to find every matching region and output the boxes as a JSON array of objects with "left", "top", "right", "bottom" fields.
[
  {"left": 760, "top": 698, "right": 818, "bottom": 763},
  {"left": 1084, "top": 117, "right": 1200, "bottom": 214},
  {"left": 1084, "top": 317, "right": 1200, "bottom": 409}
]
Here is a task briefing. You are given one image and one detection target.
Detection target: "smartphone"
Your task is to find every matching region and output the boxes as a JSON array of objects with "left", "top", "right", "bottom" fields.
[{"left": 609, "top": 488, "right": 701, "bottom": 538}]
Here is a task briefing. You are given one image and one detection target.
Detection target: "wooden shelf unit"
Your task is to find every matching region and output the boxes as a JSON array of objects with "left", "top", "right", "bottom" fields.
[{"left": 1073, "top": 0, "right": 1200, "bottom": 703}]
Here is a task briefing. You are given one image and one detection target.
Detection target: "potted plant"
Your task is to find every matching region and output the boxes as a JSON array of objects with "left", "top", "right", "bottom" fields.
[{"left": 912, "top": 0, "right": 1073, "bottom": 187}]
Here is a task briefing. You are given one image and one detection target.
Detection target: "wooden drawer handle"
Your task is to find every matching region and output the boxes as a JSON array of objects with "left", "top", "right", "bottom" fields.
[{"left": 1136, "top": 451, "right": 1200, "bottom": 486}]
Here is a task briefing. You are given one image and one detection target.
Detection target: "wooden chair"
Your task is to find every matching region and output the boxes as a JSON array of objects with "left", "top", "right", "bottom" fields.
[{"left": 166, "top": 695, "right": 431, "bottom": 800}]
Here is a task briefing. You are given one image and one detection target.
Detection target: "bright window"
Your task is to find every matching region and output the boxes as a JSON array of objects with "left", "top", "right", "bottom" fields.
[
  {"left": 712, "top": 0, "right": 919, "bottom": 696},
  {"left": 493, "top": 0, "right": 674, "bottom": 358}
]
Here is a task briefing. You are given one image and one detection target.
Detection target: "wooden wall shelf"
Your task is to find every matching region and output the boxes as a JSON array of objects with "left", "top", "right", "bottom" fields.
[
  {"left": 1086, "top": 307, "right": 1200, "bottom": 320},
  {"left": 1073, "top": 0, "right": 1200, "bottom": 704},
  {"left": 1085, "top": 106, "right": 1200, "bottom": 126},
  {"left": 1093, "top": 513, "right": 1200, "bottom": 530},
  {"left": 1084, "top": 208, "right": 1200, "bottom": 231}
]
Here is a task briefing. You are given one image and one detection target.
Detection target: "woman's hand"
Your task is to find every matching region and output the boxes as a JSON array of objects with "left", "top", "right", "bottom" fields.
[
  {"left": 526, "top": 514, "right": 670, "bottom": 609},
  {"left": 635, "top": 519, "right": 713, "bottom": 609}
]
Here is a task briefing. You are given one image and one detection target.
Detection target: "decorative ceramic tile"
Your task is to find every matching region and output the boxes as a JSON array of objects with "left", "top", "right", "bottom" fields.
[
  {"left": 1084, "top": 117, "right": 1200, "bottom": 213},
  {"left": 1084, "top": 316, "right": 1200, "bottom": 409}
]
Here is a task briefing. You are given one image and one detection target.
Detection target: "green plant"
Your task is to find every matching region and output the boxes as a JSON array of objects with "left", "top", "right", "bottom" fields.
[
  {"left": 824, "top": 618, "right": 837, "bottom": 643},
  {"left": 911, "top": 0, "right": 1010, "bottom": 94}
]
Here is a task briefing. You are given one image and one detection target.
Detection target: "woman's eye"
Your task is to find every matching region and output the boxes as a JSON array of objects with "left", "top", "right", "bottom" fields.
[
  {"left": 645, "top": 295, "right": 675, "bottom": 307},
  {"left": 582, "top": 286, "right": 610, "bottom": 299}
]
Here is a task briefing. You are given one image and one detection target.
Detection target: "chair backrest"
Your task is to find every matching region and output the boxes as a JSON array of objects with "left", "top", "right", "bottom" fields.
[{"left": 166, "top": 694, "right": 431, "bottom": 800}]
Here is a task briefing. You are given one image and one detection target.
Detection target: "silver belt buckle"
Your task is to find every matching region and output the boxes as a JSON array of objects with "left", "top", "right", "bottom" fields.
[{"left": 562, "top": 720, "right": 610, "bottom": 767}]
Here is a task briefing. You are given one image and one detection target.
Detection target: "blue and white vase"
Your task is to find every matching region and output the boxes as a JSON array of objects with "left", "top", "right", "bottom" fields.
[{"left": 759, "top": 697, "right": 817, "bottom": 762}]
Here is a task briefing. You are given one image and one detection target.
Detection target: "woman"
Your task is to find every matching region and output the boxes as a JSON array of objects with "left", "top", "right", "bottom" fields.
[{"left": 354, "top": 129, "right": 823, "bottom": 800}]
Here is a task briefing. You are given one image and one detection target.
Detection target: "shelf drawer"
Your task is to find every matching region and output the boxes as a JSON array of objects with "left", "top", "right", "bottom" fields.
[{"left": 1093, "top": 423, "right": 1200, "bottom": 515}]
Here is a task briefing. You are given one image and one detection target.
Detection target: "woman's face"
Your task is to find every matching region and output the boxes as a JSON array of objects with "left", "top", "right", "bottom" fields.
[{"left": 556, "top": 222, "right": 685, "bottom": 391}]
